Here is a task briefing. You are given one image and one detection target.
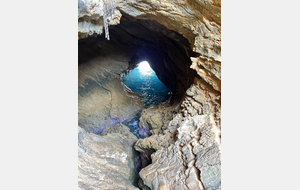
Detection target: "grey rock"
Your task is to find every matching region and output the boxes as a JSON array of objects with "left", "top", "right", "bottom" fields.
[
  {"left": 136, "top": 80, "right": 221, "bottom": 190},
  {"left": 78, "top": 126, "right": 139, "bottom": 190}
]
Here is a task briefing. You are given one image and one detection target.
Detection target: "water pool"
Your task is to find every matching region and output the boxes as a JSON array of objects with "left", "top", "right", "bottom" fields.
[{"left": 121, "top": 61, "right": 171, "bottom": 138}]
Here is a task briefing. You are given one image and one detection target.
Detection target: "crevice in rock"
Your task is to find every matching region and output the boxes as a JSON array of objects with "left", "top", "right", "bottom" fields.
[{"left": 190, "top": 142, "right": 205, "bottom": 189}]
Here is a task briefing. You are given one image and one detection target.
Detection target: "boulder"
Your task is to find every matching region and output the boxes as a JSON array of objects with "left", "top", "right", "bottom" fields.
[{"left": 78, "top": 126, "right": 139, "bottom": 190}]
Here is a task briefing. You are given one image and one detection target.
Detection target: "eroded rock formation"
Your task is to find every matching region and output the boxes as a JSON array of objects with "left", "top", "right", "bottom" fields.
[
  {"left": 78, "top": 126, "right": 139, "bottom": 190},
  {"left": 138, "top": 101, "right": 174, "bottom": 136},
  {"left": 135, "top": 77, "right": 221, "bottom": 189},
  {"left": 78, "top": 0, "right": 221, "bottom": 189}
]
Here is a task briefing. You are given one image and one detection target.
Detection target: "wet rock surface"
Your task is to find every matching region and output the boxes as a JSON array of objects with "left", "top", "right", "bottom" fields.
[{"left": 78, "top": 126, "right": 139, "bottom": 190}]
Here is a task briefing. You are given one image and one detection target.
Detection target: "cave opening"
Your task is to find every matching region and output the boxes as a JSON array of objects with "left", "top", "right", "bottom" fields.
[
  {"left": 78, "top": 12, "right": 198, "bottom": 134},
  {"left": 78, "top": 12, "right": 199, "bottom": 188},
  {"left": 121, "top": 60, "right": 172, "bottom": 138}
]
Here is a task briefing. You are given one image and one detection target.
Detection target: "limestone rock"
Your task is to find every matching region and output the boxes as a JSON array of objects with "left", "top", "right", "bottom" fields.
[
  {"left": 100, "top": 123, "right": 139, "bottom": 147},
  {"left": 136, "top": 77, "right": 221, "bottom": 190},
  {"left": 112, "top": 0, "right": 221, "bottom": 61},
  {"left": 138, "top": 178, "right": 151, "bottom": 190},
  {"left": 190, "top": 57, "right": 221, "bottom": 92},
  {"left": 78, "top": 56, "right": 144, "bottom": 133},
  {"left": 78, "top": 126, "right": 139, "bottom": 190},
  {"left": 134, "top": 133, "right": 169, "bottom": 153},
  {"left": 139, "top": 101, "right": 174, "bottom": 135},
  {"left": 78, "top": 0, "right": 122, "bottom": 39}
]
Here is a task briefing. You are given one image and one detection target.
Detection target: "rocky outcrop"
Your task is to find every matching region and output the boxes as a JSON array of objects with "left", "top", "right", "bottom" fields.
[
  {"left": 100, "top": 123, "right": 138, "bottom": 143},
  {"left": 78, "top": 126, "right": 139, "bottom": 190},
  {"left": 138, "top": 101, "right": 174, "bottom": 136},
  {"left": 135, "top": 77, "right": 221, "bottom": 190}
]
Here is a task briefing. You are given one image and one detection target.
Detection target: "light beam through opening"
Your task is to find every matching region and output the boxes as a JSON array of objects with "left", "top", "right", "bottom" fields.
[{"left": 138, "top": 61, "right": 152, "bottom": 74}]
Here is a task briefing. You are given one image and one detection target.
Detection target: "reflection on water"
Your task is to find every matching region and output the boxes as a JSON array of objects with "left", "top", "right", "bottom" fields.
[
  {"left": 121, "top": 61, "right": 171, "bottom": 138},
  {"left": 122, "top": 61, "right": 171, "bottom": 109}
]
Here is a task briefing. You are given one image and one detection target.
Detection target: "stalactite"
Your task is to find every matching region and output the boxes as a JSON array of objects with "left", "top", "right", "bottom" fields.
[{"left": 102, "top": 0, "right": 116, "bottom": 40}]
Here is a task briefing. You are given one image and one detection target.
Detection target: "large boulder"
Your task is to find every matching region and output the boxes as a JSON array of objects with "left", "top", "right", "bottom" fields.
[
  {"left": 138, "top": 101, "right": 174, "bottom": 136},
  {"left": 78, "top": 126, "right": 139, "bottom": 190}
]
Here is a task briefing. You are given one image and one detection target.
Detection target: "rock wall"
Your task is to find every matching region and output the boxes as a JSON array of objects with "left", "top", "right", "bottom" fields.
[
  {"left": 78, "top": 0, "right": 221, "bottom": 76},
  {"left": 138, "top": 101, "right": 174, "bottom": 136},
  {"left": 78, "top": 57, "right": 144, "bottom": 133},
  {"left": 78, "top": 36, "right": 145, "bottom": 133}
]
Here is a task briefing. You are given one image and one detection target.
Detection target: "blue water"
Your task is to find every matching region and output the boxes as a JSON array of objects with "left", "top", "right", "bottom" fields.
[
  {"left": 121, "top": 62, "right": 171, "bottom": 138},
  {"left": 122, "top": 65, "right": 171, "bottom": 108},
  {"left": 122, "top": 113, "right": 142, "bottom": 138}
]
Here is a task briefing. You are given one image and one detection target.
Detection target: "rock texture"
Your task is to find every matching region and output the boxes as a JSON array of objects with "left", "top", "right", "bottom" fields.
[
  {"left": 139, "top": 101, "right": 174, "bottom": 136},
  {"left": 100, "top": 123, "right": 138, "bottom": 142},
  {"left": 78, "top": 0, "right": 221, "bottom": 77},
  {"left": 78, "top": 45, "right": 144, "bottom": 133},
  {"left": 135, "top": 77, "right": 221, "bottom": 190},
  {"left": 78, "top": 0, "right": 122, "bottom": 39},
  {"left": 78, "top": 126, "right": 139, "bottom": 190}
]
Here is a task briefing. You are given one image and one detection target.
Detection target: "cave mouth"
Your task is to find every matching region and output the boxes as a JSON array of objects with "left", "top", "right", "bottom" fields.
[
  {"left": 78, "top": 12, "right": 200, "bottom": 190},
  {"left": 78, "top": 13, "right": 199, "bottom": 136},
  {"left": 121, "top": 60, "right": 171, "bottom": 138}
]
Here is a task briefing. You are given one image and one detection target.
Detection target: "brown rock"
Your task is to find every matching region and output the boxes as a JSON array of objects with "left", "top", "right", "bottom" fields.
[
  {"left": 139, "top": 101, "right": 174, "bottom": 135},
  {"left": 78, "top": 56, "right": 144, "bottom": 133}
]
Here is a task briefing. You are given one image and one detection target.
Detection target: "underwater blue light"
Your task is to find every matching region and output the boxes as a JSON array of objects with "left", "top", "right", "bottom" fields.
[
  {"left": 122, "top": 61, "right": 170, "bottom": 108},
  {"left": 121, "top": 61, "right": 171, "bottom": 138}
]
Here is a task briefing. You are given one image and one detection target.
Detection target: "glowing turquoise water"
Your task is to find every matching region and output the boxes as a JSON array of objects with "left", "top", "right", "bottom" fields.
[
  {"left": 122, "top": 65, "right": 171, "bottom": 109},
  {"left": 121, "top": 63, "right": 171, "bottom": 138}
]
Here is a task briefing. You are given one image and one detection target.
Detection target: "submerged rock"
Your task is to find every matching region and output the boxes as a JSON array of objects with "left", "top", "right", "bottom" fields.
[
  {"left": 138, "top": 126, "right": 151, "bottom": 138},
  {"left": 100, "top": 123, "right": 139, "bottom": 147},
  {"left": 78, "top": 126, "right": 139, "bottom": 190}
]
